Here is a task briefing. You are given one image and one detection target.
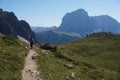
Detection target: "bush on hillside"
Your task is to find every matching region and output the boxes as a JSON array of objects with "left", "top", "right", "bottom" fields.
[{"left": 40, "top": 43, "right": 57, "bottom": 52}]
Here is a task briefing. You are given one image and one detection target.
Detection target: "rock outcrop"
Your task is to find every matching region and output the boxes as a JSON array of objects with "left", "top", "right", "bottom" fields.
[{"left": 0, "top": 9, "right": 37, "bottom": 42}]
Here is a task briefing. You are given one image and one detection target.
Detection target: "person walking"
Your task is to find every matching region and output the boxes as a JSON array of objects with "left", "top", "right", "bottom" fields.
[{"left": 30, "top": 36, "right": 34, "bottom": 49}]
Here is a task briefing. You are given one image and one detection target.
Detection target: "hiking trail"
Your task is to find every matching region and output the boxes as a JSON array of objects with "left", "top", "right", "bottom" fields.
[{"left": 22, "top": 50, "right": 42, "bottom": 80}]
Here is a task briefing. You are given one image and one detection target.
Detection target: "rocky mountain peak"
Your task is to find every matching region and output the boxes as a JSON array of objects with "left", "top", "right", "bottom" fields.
[
  {"left": 0, "top": 9, "right": 37, "bottom": 42},
  {"left": 58, "top": 9, "right": 120, "bottom": 37},
  {"left": 62, "top": 9, "right": 89, "bottom": 22},
  {"left": 59, "top": 9, "right": 93, "bottom": 36}
]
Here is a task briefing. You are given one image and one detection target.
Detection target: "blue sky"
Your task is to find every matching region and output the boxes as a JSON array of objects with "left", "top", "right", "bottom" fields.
[{"left": 0, "top": 0, "right": 120, "bottom": 27}]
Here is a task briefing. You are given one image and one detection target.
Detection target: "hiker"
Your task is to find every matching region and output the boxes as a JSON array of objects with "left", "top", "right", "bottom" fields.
[{"left": 30, "top": 36, "right": 34, "bottom": 49}]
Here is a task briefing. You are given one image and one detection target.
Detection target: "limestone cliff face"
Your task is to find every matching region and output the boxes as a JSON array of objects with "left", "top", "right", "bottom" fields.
[
  {"left": 58, "top": 9, "right": 120, "bottom": 37},
  {"left": 0, "top": 9, "right": 37, "bottom": 42},
  {"left": 58, "top": 9, "right": 96, "bottom": 37}
]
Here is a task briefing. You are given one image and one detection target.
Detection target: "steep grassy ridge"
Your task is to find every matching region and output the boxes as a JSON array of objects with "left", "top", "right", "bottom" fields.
[
  {"left": 37, "top": 32, "right": 120, "bottom": 80},
  {"left": 0, "top": 36, "right": 29, "bottom": 80}
]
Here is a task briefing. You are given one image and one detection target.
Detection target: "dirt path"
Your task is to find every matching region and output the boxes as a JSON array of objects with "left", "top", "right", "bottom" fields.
[{"left": 22, "top": 50, "right": 42, "bottom": 80}]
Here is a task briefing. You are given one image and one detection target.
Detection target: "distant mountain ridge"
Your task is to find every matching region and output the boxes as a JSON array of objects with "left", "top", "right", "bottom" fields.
[
  {"left": 31, "top": 26, "right": 57, "bottom": 33},
  {"left": 0, "top": 9, "right": 37, "bottom": 42},
  {"left": 36, "top": 30, "right": 80, "bottom": 44},
  {"left": 93, "top": 15, "right": 120, "bottom": 33},
  {"left": 33, "top": 9, "right": 120, "bottom": 44},
  {"left": 58, "top": 9, "right": 120, "bottom": 37}
]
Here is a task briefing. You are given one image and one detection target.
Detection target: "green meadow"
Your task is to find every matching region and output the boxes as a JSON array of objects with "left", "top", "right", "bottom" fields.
[
  {"left": 0, "top": 36, "right": 29, "bottom": 80},
  {"left": 37, "top": 32, "right": 120, "bottom": 80}
]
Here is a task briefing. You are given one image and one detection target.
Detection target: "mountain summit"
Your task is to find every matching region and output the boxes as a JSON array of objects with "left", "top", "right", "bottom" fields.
[
  {"left": 59, "top": 9, "right": 96, "bottom": 36},
  {"left": 58, "top": 9, "right": 120, "bottom": 37}
]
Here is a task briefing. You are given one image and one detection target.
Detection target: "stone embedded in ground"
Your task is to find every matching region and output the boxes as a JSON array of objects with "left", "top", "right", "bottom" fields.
[
  {"left": 64, "top": 64, "right": 74, "bottom": 69},
  {"left": 71, "top": 72, "right": 75, "bottom": 78}
]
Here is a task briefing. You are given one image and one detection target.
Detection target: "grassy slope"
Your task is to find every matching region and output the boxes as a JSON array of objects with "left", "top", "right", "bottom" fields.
[
  {"left": 0, "top": 36, "right": 29, "bottom": 80},
  {"left": 37, "top": 32, "right": 120, "bottom": 80}
]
